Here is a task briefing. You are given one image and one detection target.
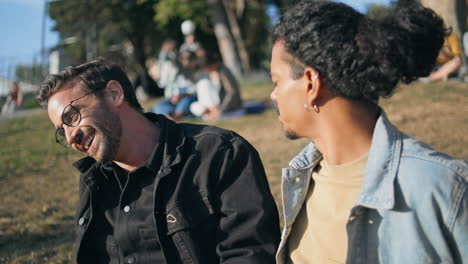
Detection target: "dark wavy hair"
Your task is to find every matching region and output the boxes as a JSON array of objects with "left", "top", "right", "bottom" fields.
[
  {"left": 272, "top": 0, "right": 447, "bottom": 102},
  {"left": 36, "top": 59, "right": 143, "bottom": 113}
]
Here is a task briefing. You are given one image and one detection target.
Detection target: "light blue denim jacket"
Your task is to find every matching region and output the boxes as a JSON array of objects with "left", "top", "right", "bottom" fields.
[{"left": 276, "top": 111, "right": 468, "bottom": 264}]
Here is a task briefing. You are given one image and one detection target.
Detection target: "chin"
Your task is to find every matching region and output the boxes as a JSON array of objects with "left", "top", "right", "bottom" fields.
[
  {"left": 285, "top": 131, "right": 301, "bottom": 140},
  {"left": 92, "top": 143, "right": 115, "bottom": 163},
  {"left": 281, "top": 123, "right": 300, "bottom": 140}
]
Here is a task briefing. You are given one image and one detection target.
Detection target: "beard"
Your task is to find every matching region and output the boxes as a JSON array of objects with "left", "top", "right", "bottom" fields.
[
  {"left": 285, "top": 131, "right": 300, "bottom": 140},
  {"left": 277, "top": 108, "right": 300, "bottom": 140},
  {"left": 93, "top": 105, "right": 122, "bottom": 163}
]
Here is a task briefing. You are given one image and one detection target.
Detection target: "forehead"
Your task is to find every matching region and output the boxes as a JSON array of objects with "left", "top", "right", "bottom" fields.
[
  {"left": 47, "top": 79, "right": 83, "bottom": 126},
  {"left": 270, "top": 41, "right": 291, "bottom": 75}
]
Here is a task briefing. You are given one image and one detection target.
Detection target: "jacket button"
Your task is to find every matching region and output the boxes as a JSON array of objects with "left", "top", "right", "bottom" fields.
[
  {"left": 127, "top": 256, "right": 136, "bottom": 263},
  {"left": 123, "top": 205, "right": 131, "bottom": 213},
  {"left": 295, "top": 177, "right": 300, "bottom": 183},
  {"left": 78, "top": 217, "right": 85, "bottom": 226}
]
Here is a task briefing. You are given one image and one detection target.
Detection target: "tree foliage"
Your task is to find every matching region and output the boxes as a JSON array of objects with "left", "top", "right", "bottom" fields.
[
  {"left": 367, "top": 4, "right": 392, "bottom": 20},
  {"left": 48, "top": 0, "right": 273, "bottom": 75},
  {"left": 49, "top": 0, "right": 160, "bottom": 72},
  {"left": 154, "top": 0, "right": 270, "bottom": 70}
]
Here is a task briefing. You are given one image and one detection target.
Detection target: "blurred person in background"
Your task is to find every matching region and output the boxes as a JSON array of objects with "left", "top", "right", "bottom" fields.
[
  {"left": 36, "top": 59, "right": 280, "bottom": 263},
  {"left": 1, "top": 81, "right": 23, "bottom": 115},
  {"left": 152, "top": 51, "right": 199, "bottom": 121},
  {"left": 269, "top": 1, "right": 468, "bottom": 263},
  {"left": 132, "top": 59, "right": 164, "bottom": 102},
  {"left": 426, "top": 32, "right": 463, "bottom": 82},
  {"left": 191, "top": 53, "right": 244, "bottom": 122},
  {"left": 157, "top": 39, "right": 178, "bottom": 89},
  {"left": 179, "top": 19, "right": 206, "bottom": 65}
]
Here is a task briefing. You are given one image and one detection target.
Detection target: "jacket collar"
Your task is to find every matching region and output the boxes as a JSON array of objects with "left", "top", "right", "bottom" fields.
[
  {"left": 288, "top": 142, "right": 322, "bottom": 171},
  {"left": 73, "top": 113, "right": 187, "bottom": 180},
  {"left": 287, "top": 110, "right": 402, "bottom": 210},
  {"left": 357, "top": 111, "right": 401, "bottom": 210},
  {"left": 145, "top": 113, "right": 186, "bottom": 175}
]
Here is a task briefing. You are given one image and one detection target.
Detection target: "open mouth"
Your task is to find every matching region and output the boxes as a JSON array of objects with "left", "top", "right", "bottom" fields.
[{"left": 81, "top": 129, "right": 96, "bottom": 152}]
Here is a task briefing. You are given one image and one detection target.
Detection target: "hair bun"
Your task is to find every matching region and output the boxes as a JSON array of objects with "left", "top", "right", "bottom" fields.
[{"left": 380, "top": 0, "right": 446, "bottom": 82}]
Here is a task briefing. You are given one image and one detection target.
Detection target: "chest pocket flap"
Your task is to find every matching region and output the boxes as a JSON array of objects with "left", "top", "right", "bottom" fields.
[{"left": 165, "top": 193, "right": 214, "bottom": 235}]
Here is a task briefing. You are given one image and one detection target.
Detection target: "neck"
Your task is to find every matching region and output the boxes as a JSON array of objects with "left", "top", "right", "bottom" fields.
[
  {"left": 114, "top": 110, "right": 160, "bottom": 172},
  {"left": 310, "top": 98, "right": 379, "bottom": 165}
]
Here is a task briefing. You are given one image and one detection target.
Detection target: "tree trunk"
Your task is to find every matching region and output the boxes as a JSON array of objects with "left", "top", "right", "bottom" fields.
[
  {"left": 222, "top": 0, "right": 251, "bottom": 73},
  {"left": 207, "top": 0, "right": 242, "bottom": 79}
]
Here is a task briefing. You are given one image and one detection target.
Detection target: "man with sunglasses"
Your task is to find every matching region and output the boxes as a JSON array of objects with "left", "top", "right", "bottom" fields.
[{"left": 36, "top": 59, "right": 280, "bottom": 263}]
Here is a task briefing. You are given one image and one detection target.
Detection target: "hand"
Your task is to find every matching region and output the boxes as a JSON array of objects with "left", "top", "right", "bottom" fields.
[{"left": 203, "top": 107, "right": 221, "bottom": 122}]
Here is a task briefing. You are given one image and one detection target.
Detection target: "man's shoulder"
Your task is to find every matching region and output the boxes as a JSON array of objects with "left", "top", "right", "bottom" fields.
[
  {"left": 399, "top": 135, "right": 468, "bottom": 181},
  {"left": 177, "top": 123, "right": 257, "bottom": 156},
  {"left": 393, "top": 135, "right": 468, "bottom": 209},
  {"left": 180, "top": 122, "right": 245, "bottom": 144}
]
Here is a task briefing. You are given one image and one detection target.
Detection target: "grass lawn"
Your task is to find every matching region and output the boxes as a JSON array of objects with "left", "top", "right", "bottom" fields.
[{"left": 0, "top": 80, "right": 466, "bottom": 263}]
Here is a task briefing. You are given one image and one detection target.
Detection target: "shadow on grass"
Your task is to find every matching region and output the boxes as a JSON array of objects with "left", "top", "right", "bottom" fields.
[{"left": 0, "top": 221, "right": 75, "bottom": 259}]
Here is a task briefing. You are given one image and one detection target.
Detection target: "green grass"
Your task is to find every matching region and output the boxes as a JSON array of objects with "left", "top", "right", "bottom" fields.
[
  {"left": 0, "top": 80, "right": 467, "bottom": 263},
  {"left": 21, "top": 93, "right": 41, "bottom": 110}
]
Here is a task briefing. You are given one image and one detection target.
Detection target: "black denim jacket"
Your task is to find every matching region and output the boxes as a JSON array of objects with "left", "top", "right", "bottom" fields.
[{"left": 72, "top": 113, "right": 280, "bottom": 263}]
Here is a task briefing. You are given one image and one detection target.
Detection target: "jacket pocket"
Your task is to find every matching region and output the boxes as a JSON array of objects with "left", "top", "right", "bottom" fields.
[
  {"left": 164, "top": 193, "right": 216, "bottom": 263},
  {"left": 165, "top": 193, "right": 214, "bottom": 235}
]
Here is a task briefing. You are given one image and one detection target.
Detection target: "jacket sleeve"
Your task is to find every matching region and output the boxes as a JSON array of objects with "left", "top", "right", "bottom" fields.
[
  {"left": 214, "top": 136, "right": 280, "bottom": 263},
  {"left": 451, "top": 180, "right": 468, "bottom": 263}
]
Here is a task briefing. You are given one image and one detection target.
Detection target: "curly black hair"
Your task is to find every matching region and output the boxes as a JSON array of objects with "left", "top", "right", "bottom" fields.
[
  {"left": 273, "top": 0, "right": 447, "bottom": 102},
  {"left": 37, "top": 59, "right": 143, "bottom": 113}
]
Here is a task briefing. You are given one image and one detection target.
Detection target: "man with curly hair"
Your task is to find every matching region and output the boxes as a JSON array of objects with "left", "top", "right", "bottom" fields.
[{"left": 270, "top": 1, "right": 468, "bottom": 263}]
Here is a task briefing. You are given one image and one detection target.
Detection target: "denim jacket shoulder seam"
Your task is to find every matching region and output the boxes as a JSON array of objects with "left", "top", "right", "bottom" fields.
[{"left": 400, "top": 154, "right": 468, "bottom": 177}]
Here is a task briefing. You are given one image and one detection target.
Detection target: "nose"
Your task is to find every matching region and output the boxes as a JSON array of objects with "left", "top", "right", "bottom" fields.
[{"left": 63, "top": 125, "right": 82, "bottom": 147}]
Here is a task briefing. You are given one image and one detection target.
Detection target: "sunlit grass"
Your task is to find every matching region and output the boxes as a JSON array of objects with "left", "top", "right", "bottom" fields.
[{"left": 0, "top": 79, "right": 466, "bottom": 262}]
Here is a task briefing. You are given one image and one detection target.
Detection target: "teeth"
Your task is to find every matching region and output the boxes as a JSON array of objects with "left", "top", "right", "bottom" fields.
[{"left": 85, "top": 134, "right": 95, "bottom": 149}]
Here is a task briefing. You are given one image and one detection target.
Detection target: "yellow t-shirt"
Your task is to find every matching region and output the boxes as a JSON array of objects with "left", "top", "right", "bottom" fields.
[
  {"left": 288, "top": 154, "right": 367, "bottom": 264},
  {"left": 436, "top": 33, "right": 462, "bottom": 65}
]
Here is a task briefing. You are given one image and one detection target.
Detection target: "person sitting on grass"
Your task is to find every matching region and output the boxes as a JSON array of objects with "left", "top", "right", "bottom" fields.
[
  {"left": 151, "top": 51, "right": 199, "bottom": 121},
  {"left": 269, "top": 1, "right": 468, "bottom": 263},
  {"left": 36, "top": 59, "right": 280, "bottom": 263},
  {"left": 426, "top": 32, "right": 463, "bottom": 82},
  {"left": 191, "top": 54, "right": 244, "bottom": 122}
]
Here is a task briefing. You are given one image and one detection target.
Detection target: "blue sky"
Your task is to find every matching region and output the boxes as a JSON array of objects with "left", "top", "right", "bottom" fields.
[
  {"left": 0, "top": 0, "right": 392, "bottom": 78},
  {"left": 333, "top": 0, "right": 393, "bottom": 13},
  {"left": 0, "top": 0, "right": 59, "bottom": 67}
]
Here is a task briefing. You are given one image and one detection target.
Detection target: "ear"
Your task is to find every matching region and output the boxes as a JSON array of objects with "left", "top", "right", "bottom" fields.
[
  {"left": 303, "top": 67, "right": 321, "bottom": 105},
  {"left": 104, "top": 80, "right": 125, "bottom": 107}
]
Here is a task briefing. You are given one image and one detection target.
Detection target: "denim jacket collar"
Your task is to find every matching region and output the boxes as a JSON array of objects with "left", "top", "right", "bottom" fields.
[
  {"left": 287, "top": 111, "right": 401, "bottom": 210},
  {"left": 358, "top": 111, "right": 402, "bottom": 210}
]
